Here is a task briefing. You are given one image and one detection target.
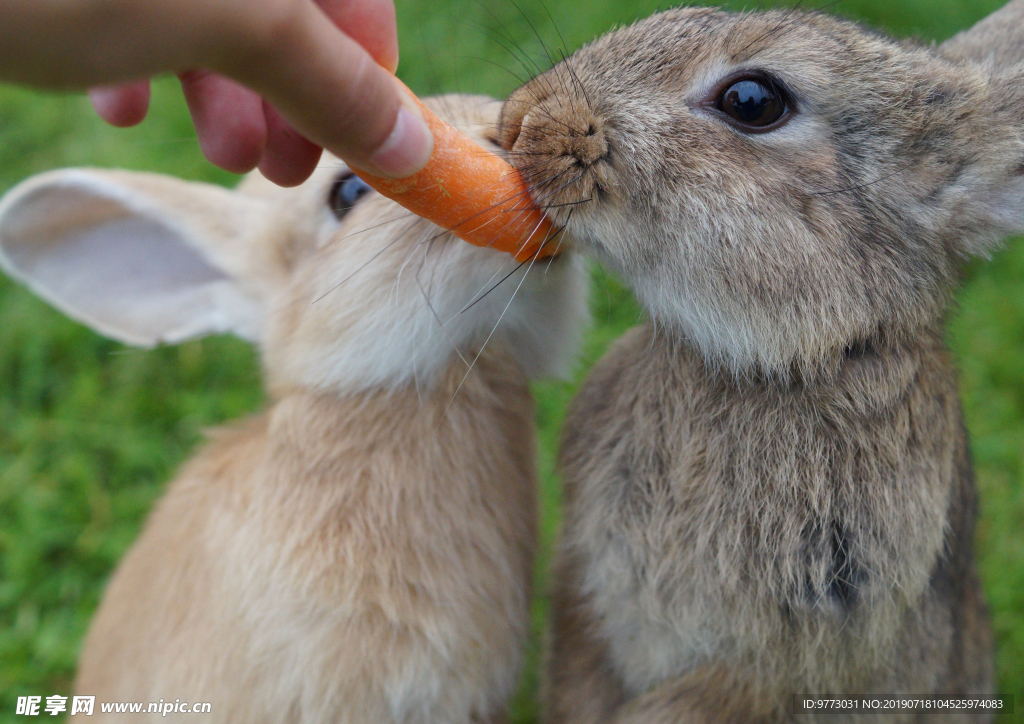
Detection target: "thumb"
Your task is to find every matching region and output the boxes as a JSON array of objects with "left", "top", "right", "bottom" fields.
[{"left": 215, "top": 1, "right": 432, "bottom": 179}]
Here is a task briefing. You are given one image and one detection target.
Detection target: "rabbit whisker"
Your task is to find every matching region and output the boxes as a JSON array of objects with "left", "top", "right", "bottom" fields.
[
  {"left": 505, "top": 0, "right": 576, "bottom": 103},
  {"left": 540, "top": 196, "right": 595, "bottom": 209},
  {"left": 312, "top": 217, "right": 423, "bottom": 303},
  {"left": 737, "top": 0, "right": 804, "bottom": 56},
  {"left": 417, "top": 168, "right": 569, "bottom": 251},
  {"left": 395, "top": 219, "right": 438, "bottom": 290},
  {"left": 455, "top": 205, "right": 568, "bottom": 318},
  {"left": 443, "top": 203, "right": 550, "bottom": 317},
  {"left": 446, "top": 207, "right": 550, "bottom": 317},
  {"left": 441, "top": 222, "right": 553, "bottom": 421},
  {"left": 466, "top": 166, "right": 578, "bottom": 262},
  {"left": 329, "top": 211, "right": 417, "bottom": 247},
  {"left": 460, "top": 54, "right": 530, "bottom": 89},
  {"left": 558, "top": 47, "right": 593, "bottom": 110},
  {"left": 410, "top": 236, "right": 473, "bottom": 371},
  {"left": 813, "top": 161, "right": 914, "bottom": 196},
  {"left": 469, "top": 2, "right": 550, "bottom": 82},
  {"left": 544, "top": 208, "right": 574, "bottom": 272}
]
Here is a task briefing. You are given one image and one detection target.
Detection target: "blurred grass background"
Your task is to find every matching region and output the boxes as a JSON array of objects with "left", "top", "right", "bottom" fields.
[{"left": 0, "top": 0, "right": 1021, "bottom": 721}]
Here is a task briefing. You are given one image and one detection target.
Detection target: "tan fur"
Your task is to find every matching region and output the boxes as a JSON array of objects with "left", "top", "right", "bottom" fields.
[
  {"left": 77, "top": 352, "right": 535, "bottom": 724},
  {"left": 494, "top": 4, "right": 1024, "bottom": 721},
  {"left": 0, "top": 95, "right": 588, "bottom": 723}
]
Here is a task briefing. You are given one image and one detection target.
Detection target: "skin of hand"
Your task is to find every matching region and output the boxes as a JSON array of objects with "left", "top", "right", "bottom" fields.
[{"left": 0, "top": 0, "right": 434, "bottom": 186}]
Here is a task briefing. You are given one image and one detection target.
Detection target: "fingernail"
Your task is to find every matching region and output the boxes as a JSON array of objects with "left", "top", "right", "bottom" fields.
[{"left": 368, "top": 105, "right": 434, "bottom": 178}]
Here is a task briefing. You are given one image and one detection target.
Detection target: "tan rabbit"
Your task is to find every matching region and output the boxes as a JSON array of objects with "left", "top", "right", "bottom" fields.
[
  {"left": 0, "top": 95, "right": 588, "bottom": 723},
  {"left": 495, "top": 3, "right": 1024, "bottom": 722}
]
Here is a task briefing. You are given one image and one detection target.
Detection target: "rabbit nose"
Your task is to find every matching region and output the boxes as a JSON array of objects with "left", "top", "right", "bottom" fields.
[
  {"left": 510, "top": 101, "right": 609, "bottom": 168},
  {"left": 500, "top": 78, "right": 615, "bottom": 210},
  {"left": 499, "top": 83, "right": 610, "bottom": 168},
  {"left": 563, "top": 122, "right": 609, "bottom": 168}
]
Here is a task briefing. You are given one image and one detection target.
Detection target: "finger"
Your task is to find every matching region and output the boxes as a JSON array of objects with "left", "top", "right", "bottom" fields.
[
  {"left": 220, "top": 4, "right": 432, "bottom": 178},
  {"left": 315, "top": 0, "right": 399, "bottom": 73},
  {"left": 258, "top": 102, "right": 323, "bottom": 187},
  {"left": 88, "top": 82, "right": 152, "bottom": 127},
  {"left": 179, "top": 70, "right": 267, "bottom": 174}
]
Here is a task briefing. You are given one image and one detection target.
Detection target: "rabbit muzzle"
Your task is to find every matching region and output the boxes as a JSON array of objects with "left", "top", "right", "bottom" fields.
[{"left": 500, "top": 76, "right": 615, "bottom": 222}]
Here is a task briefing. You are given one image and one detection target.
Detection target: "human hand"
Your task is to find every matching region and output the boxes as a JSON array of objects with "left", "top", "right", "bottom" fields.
[{"left": 0, "top": 0, "right": 434, "bottom": 186}]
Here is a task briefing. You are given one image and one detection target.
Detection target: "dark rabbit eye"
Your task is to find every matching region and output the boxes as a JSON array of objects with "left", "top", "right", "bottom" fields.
[
  {"left": 329, "top": 173, "right": 372, "bottom": 219},
  {"left": 715, "top": 76, "right": 789, "bottom": 131}
]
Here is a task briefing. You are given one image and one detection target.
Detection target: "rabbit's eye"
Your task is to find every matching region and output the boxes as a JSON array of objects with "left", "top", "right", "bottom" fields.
[
  {"left": 714, "top": 76, "right": 789, "bottom": 131},
  {"left": 329, "top": 173, "right": 372, "bottom": 219}
]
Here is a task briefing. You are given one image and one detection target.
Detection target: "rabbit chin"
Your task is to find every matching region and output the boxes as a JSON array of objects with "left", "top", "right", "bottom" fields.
[
  {"left": 262, "top": 239, "right": 590, "bottom": 396},
  {"left": 623, "top": 274, "right": 872, "bottom": 382}
]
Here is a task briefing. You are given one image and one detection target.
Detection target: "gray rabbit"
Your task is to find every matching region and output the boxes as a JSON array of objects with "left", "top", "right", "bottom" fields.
[{"left": 497, "top": 2, "right": 1024, "bottom": 721}]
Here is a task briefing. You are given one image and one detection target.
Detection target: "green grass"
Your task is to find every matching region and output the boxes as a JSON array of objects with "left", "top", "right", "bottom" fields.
[{"left": 0, "top": 0, "right": 1021, "bottom": 721}]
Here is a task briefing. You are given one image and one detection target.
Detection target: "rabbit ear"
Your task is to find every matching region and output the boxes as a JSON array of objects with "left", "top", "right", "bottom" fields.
[
  {"left": 0, "top": 169, "right": 272, "bottom": 347},
  {"left": 941, "top": 1, "right": 1024, "bottom": 67}
]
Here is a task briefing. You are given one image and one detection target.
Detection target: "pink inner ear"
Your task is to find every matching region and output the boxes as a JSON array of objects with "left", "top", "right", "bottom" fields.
[{"left": 0, "top": 180, "right": 259, "bottom": 347}]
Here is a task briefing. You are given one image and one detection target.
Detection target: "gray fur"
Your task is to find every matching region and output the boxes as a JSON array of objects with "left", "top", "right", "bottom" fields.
[{"left": 496, "top": 3, "right": 1024, "bottom": 721}]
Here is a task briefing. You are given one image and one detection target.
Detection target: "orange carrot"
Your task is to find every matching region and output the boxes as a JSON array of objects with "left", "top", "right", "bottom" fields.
[{"left": 352, "top": 83, "right": 560, "bottom": 263}]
